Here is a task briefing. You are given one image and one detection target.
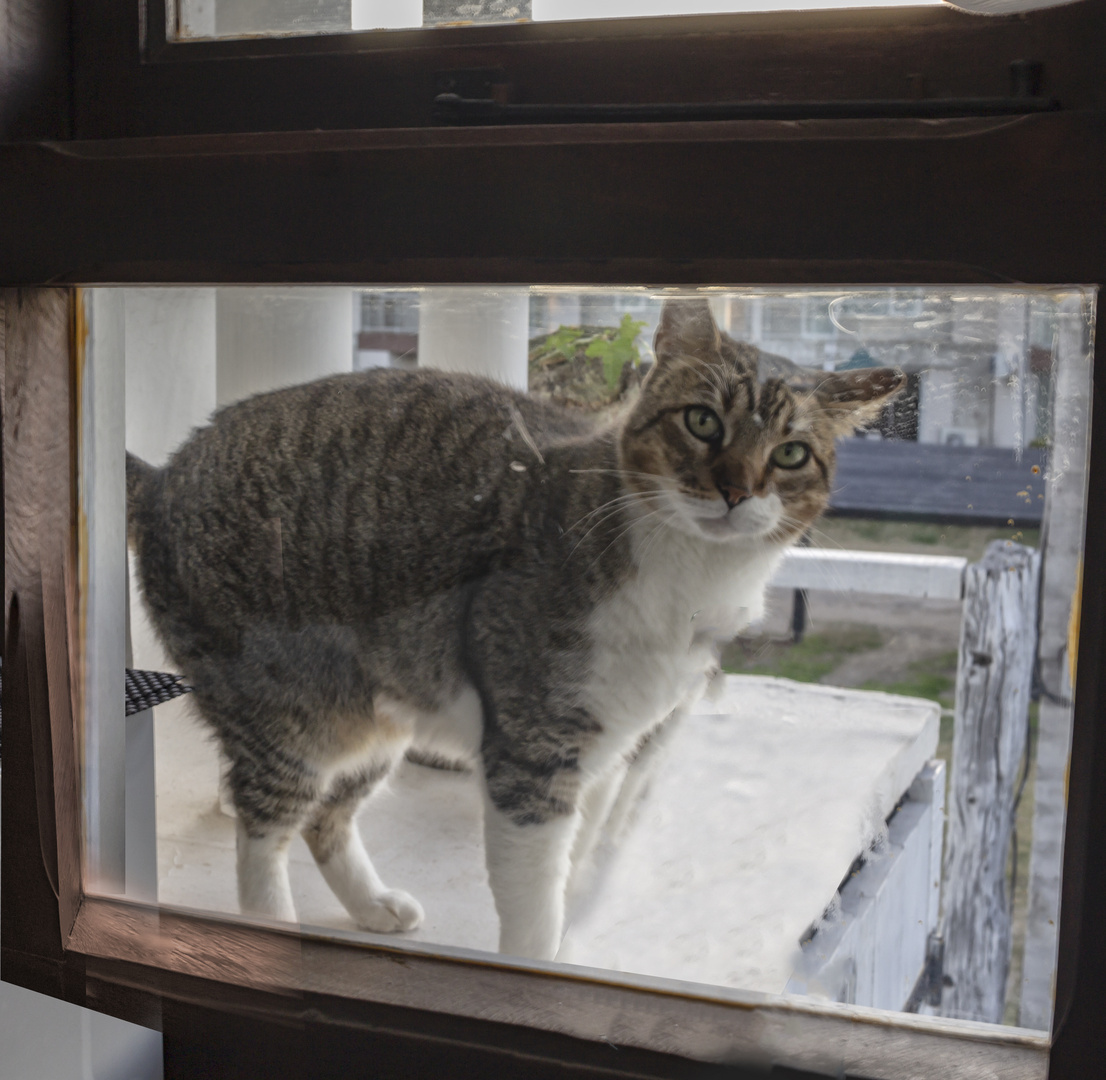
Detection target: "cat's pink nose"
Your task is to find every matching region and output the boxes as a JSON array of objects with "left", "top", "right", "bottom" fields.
[{"left": 718, "top": 482, "right": 750, "bottom": 509}]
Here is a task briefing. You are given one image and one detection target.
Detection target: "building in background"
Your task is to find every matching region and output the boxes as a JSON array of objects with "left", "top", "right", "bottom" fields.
[
  {"left": 356, "top": 288, "right": 1059, "bottom": 451},
  {"left": 354, "top": 290, "right": 419, "bottom": 370}
]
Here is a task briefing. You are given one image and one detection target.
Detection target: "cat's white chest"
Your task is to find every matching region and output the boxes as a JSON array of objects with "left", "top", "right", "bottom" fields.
[{"left": 582, "top": 530, "right": 786, "bottom": 749}]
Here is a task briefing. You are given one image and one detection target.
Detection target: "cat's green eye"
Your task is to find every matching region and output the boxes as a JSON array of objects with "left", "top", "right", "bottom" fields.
[
  {"left": 684, "top": 406, "right": 722, "bottom": 442},
  {"left": 771, "top": 441, "right": 811, "bottom": 469}
]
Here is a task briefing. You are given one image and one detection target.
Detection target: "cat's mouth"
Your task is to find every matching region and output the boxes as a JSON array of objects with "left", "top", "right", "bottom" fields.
[{"left": 669, "top": 489, "right": 784, "bottom": 543}]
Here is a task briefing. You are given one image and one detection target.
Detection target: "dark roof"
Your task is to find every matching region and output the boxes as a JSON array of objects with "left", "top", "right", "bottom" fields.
[{"left": 829, "top": 439, "right": 1048, "bottom": 527}]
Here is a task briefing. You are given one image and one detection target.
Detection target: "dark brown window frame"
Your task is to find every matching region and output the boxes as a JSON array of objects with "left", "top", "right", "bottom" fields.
[
  {"left": 65, "top": 0, "right": 1104, "bottom": 138},
  {"left": 3, "top": 0, "right": 1106, "bottom": 1076}
]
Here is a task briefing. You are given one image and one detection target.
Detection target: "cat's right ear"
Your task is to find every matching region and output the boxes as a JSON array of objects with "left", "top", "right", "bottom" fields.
[
  {"left": 653, "top": 299, "right": 722, "bottom": 367},
  {"left": 813, "top": 368, "right": 907, "bottom": 433}
]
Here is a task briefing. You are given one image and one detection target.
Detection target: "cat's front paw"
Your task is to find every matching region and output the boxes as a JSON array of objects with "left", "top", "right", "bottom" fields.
[{"left": 354, "top": 889, "right": 424, "bottom": 934}]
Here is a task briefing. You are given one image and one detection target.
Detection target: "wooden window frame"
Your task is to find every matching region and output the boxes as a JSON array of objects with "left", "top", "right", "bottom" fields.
[
  {"left": 3, "top": 0, "right": 1106, "bottom": 1075},
  {"left": 63, "top": 0, "right": 1106, "bottom": 139}
]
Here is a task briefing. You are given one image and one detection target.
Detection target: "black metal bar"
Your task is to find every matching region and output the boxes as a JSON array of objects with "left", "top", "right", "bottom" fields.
[
  {"left": 432, "top": 93, "right": 1061, "bottom": 126},
  {"left": 791, "top": 588, "right": 809, "bottom": 645}
]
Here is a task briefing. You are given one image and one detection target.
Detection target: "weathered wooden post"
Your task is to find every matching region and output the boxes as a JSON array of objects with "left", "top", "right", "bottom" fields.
[{"left": 940, "top": 540, "right": 1040, "bottom": 1023}]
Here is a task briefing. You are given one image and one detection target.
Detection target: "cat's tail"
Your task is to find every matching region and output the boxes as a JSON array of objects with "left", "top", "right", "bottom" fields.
[{"left": 125, "top": 452, "right": 158, "bottom": 545}]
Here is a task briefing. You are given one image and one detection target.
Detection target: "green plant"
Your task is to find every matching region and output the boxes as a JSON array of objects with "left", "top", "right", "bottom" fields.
[
  {"left": 544, "top": 324, "right": 585, "bottom": 361},
  {"left": 585, "top": 314, "right": 648, "bottom": 390}
]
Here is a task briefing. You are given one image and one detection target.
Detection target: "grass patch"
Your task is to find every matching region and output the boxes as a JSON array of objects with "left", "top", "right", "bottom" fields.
[
  {"left": 811, "top": 518, "right": 1040, "bottom": 562},
  {"left": 722, "top": 626, "right": 882, "bottom": 684},
  {"left": 860, "top": 650, "right": 958, "bottom": 763},
  {"left": 861, "top": 653, "right": 959, "bottom": 707},
  {"left": 907, "top": 524, "right": 943, "bottom": 545}
]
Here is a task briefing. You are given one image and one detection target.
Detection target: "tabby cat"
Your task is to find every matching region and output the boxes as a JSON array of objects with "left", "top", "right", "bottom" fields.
[{"left": 126, "top": 298, "right": 902, "bottom": 960}]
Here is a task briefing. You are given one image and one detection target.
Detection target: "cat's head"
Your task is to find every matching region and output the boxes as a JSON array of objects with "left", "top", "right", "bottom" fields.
[{"left": 618, "top": 299, "right": 905, "bottom": 545}]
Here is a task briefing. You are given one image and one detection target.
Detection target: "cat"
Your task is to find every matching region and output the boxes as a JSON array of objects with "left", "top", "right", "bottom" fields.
[{"left": 125, "top": 297, "right": 903, "bottom": 960}]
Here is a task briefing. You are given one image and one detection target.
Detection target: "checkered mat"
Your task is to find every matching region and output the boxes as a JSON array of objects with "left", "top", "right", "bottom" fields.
[
  {"left": 0, "top": 660, "right": 193, "bottom": 760},
  {"left": 124, "top": 668, "right": 193, "bottom": 716}
]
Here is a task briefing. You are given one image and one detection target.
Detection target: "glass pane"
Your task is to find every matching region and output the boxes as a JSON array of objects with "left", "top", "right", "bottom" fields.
[
  {"left": 172, "top": 0, "right": 939, "bottom": 41},
  {"left": 81, "top": 284, "right": 1092, "bottom": 1050}
]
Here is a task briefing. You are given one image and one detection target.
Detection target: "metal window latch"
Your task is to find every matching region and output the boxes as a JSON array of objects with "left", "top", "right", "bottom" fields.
[{"left": 432, "top": 62, "right": 1058, "bottom": 126}]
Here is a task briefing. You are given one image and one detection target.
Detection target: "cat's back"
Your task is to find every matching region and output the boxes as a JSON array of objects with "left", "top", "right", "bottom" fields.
[
  {"left": 170, "top": 367, "right": 582, "bottom": 482},
  {"left": 131, "top": 368, "right": 602, "bottom": 644}
]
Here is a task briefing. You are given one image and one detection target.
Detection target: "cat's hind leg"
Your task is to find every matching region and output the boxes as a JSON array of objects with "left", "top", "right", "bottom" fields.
[{"left": 302, "top": 762, "right": 423, "bottom": 933}]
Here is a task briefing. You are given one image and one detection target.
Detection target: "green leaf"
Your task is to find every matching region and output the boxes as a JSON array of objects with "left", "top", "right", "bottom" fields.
[
  {"left": 617, "top": 314, "right": 648, "bottom": 346},
  {"left": 545, "top": 325, "right": 585, "bottom": 361}
]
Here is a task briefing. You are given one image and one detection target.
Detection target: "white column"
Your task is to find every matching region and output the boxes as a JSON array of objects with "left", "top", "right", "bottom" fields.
[
  {"left": 120, "top": 288, "right": 359, "bottom": 896},
  {"left": 416, "top": 287, "right": 530, "bottom": 391},
  {"left": 125, "top": 288, "right": 218, "bottom": 465},
  {"left": 83, "top": 289, "right": 128, "bottom": 895},
  {"left": 215, "top": 287, "right": 355, "bottom": 407},
  {"left": 123, "top": 288, "right": 219, "bottom": 901}
]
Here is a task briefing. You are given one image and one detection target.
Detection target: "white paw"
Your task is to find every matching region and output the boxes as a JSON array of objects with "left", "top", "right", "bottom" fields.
[{"left": 354, "top": 889, "right": 424, "bottom": 933}]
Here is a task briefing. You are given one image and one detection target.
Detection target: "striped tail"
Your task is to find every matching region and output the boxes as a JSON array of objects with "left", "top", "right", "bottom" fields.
[{"left": 125, "top": 452, "right": 158, "bottom": 543}]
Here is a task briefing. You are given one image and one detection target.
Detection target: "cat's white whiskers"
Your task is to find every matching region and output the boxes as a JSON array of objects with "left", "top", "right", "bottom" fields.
[
  {"left": 570, "top": 485, "right": 665, "bottom": 516},
  {"left": 566, "top": 499, "right": 663, "bottom": 543},
  {"left": 636, "top": 510, "right": 679, "bottom": 567},
  {"left": 790, "top": 522, "right": 847, "bottom": 551},
  {"left": 564, "top": 487, "right": 667, "bottom": 535},
  {"left": 590, "top": 504, "right": 675, "bottom": 569},
  {"left": 681, "top": 350, "right": 729, "bottom": 392},
  {"left": 568, "top": 468, "right": 665, "bottom": 482},
  {"left": 566, "top": 493, "right": 671, "bottom": 557},
  {"left": 772, "top": 514, "right": 846, "bottom": 554},
  {"left": 683, "top": 354, "right": 729, "bottom": 401}
]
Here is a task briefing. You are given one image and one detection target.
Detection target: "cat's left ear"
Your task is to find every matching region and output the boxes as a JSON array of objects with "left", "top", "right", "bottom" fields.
[
  {"left": 653, "top": 298, "right": 722, "bottom": 365},
  {"left": 813, "top": 368, "right": 907, "bottom": 433}
]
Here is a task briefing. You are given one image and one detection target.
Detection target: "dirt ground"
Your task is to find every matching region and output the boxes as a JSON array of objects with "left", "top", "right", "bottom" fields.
[{"left": 755, "top": 588, "right": 963, "bottom": 687}]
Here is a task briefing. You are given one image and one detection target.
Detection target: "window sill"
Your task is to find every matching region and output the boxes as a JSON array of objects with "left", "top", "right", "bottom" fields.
[{"left": 66, "top": 893, "right": 1050, "bottom": 1078}]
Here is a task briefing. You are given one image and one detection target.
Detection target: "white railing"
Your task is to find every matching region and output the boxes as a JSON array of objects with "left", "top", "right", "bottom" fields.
[{"left": 772, "top": 547, "right": 966, "bottom": 601}]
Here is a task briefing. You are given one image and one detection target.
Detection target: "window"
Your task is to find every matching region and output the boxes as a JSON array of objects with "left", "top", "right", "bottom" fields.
[
  {"left": 82, "top": 285, "right": 1088, "bottom": 1034},
  {"left": 4, "top": 0, "right": 1106, "bottom": 1077},
  {"left": 171, "top": 0, "right": 943, "bottom": 41}
]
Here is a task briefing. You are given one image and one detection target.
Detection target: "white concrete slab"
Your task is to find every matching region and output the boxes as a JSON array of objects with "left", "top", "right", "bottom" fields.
[
  {"left": 151, "top": 674, "right": 938, "bottom": 998},
  {"left": 787, "top": 761, "right": 946, "bottom": 1011},
  {"left": 558, "top": 677, "right": 939, "bottom": 992}
]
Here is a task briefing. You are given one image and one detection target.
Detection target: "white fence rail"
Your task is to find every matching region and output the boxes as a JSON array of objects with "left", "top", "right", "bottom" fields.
[{"left": 772, "top": 547, "right": 966, "bottom": 601}]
